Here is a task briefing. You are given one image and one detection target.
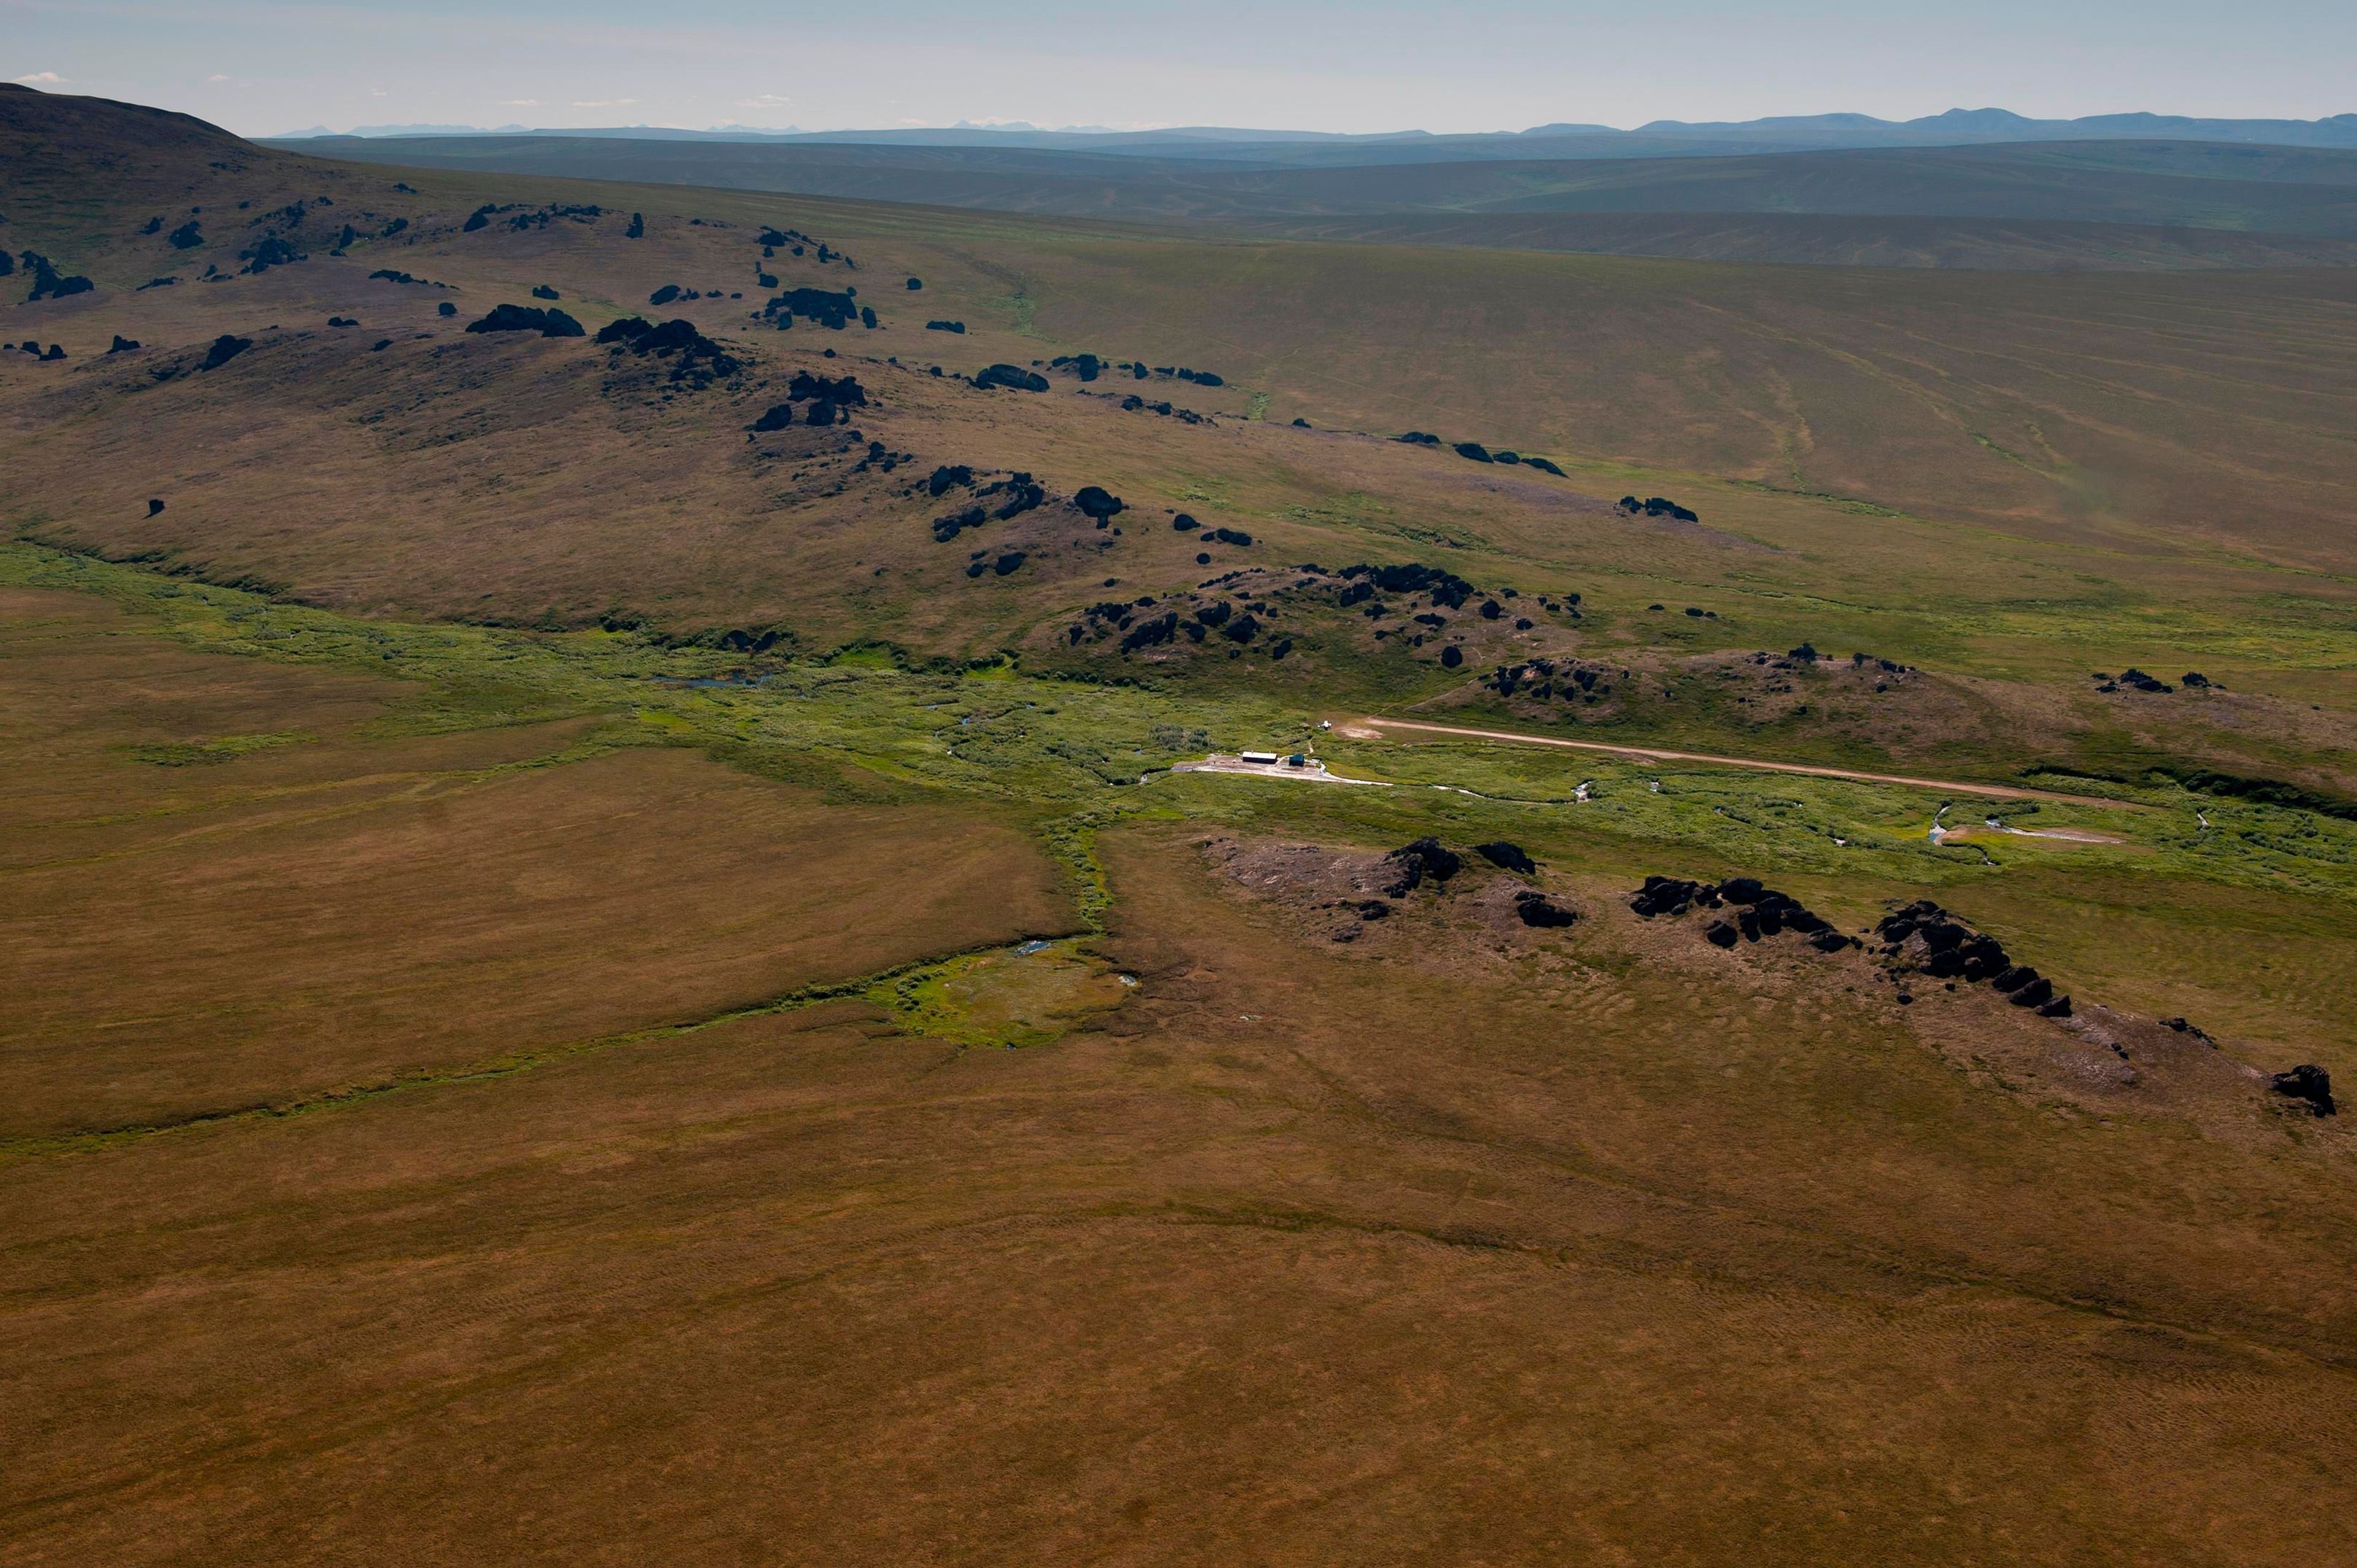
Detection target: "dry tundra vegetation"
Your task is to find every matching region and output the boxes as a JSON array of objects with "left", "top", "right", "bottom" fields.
[{"left": 4, "top": 81, "right": 2357, "bottom": 1563}]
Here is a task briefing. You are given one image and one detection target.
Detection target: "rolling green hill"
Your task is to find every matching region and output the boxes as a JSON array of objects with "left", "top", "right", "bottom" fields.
[{"left": 264, "top": 129, "right": 2357, "bottom": 268}]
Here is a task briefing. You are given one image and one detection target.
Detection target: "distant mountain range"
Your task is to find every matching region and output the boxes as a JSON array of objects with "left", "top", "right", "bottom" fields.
[{"left": 268, "top": 107, "right": 2357, "bottom": 156}]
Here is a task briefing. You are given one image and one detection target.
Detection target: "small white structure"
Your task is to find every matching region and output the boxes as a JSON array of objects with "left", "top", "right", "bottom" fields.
[{"left": 1240, "top": 750, "right": 1279, "bottom": 765}]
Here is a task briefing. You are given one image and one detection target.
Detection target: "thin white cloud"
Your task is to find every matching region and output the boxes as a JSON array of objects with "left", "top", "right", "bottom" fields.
[
  {"left": 15, "top": 72, "right": 66, "bottom": 85},
  {"left": 738, "top": 93, "right": 792, "bottom": 109},
  {"left": 209, "top": 73, "right": 230, "bottom": 83},
  {"left": 570, "top": 98, "right": 635, "bottom": 108},
  {"left": 498, "top": 99, "right": 541, "bottom": 107}
]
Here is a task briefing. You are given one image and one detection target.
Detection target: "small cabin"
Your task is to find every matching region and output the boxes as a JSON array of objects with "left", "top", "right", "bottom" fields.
[{"left": 1240, "top": 751, "right": 1279, "bottom": 765}]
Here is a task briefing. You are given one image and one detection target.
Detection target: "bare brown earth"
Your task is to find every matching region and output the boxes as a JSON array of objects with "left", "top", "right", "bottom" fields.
[
  {"left": 5, "top": 827, "right": 2353, "bottom": 1565},
  {"left": 0, "top": 589, "right": 1069, "bottom": 1139}
]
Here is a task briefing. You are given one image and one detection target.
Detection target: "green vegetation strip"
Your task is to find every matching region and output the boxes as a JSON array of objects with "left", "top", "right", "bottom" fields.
[{"left": 7, "top": 540, "right": 2353, "bottom": 930}]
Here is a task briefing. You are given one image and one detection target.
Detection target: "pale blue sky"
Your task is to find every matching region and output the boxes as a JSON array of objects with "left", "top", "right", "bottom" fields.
[{"left": 7, "top": 0, "right": 2352, "bottom": 136}]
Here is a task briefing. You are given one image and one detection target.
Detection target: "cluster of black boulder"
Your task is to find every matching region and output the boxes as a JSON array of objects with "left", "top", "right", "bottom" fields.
[
  {"left": 2093, "top": 668, "right": 2203, "bottom": 695},
  {"left": 746, "top": 365, "right": 864, "bottom": 430},
  {"left": 1620, "top": 495, "right": 1700, "bottom": 523},
  {"left": 1342, "top": 838, "right": 1576, "bottom": 930},
  {"left": 1333, "top": 561, "right": 1478, "bottom": 611},
  {"left": 932, "top": 471, "right": 1045, "bottom": 543},
  {"left": 7, "top": 340, "right": 68, "bottom": 361},
  {"left": 1070, "top": 591, "right": 1285, "bottom": 658},
  {"left": 761, "top": 286, "right": 865, "bottom": 331},
  {"left": 926, "top": 320, "right": 966, "bottom": 333},
  {"left": 1484, "top": 657, "right": 1617, "bottom": 703},
  {"left": 1451, "top": 441, "right": 1565, "bottom": 476},
  {"left": 1876, "top": 900, "right": 2069, "bottom": 1016},
  {"left": 367, "top": 269, "right": 451, "bottom": 289},
  {"left": 756, "top": 226, "right": 848, "bottom": 268},
  {"left": 1631, "top": 875, "right": 1851, "bottom": 952},
  {"left": 1117, "top": 394, "right": 1212, "bottom": 424},
  {"left": 1387, "top": 433, "right": 1563, "bottom": 476}
]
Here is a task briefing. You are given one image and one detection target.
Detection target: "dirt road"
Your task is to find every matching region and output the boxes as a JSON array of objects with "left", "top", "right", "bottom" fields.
[{"left": 1349, "top": 718, "right": 2134, "bottom": 808}]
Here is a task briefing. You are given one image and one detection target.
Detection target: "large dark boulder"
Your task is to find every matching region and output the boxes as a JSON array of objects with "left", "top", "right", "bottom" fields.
[
  {"left": 1475, "top": 841, "right": 1536, "bottom": 875},
  {"left": 989, "top": 476, "right": 1045, "bottom": 520},
  {"left": 787, "top": 369, "right": 865, "bottom": 405},
  {"left": 167, "top": 220, "right": 203, "bottom": 249},
  {"left": 765, "top": 287, "right": 857, "bottom": 328},
  {"left": 22, "top": 252, "right": 94, "bottom": 301},
  {"left": 1074, "top": 485, "right": 1124, "bottom": 521},
  {"left": 927, "top": 465, "right": 974, "bottom": 497},
  {"left": 466, "top": 304, "right": 584, "bottom": 338},
  {"left": 649, "top": 284, "right": 682, "bottom": 306},
  {"left": 1120, "top": 612, "right": 1179, "bottom": 652},
  {"left": 1454, "top": 442, "right": 1493, "bottom": 463},
  {"left": 976, "top": 363, "right": 1049, "bottom": 392},
  {"left": 1379, "top": 838, "right": 1462, "bottom": 896},
  {"left": 1991, "top": 964, "right": 2040, "bottom": 995},
  {"left": 1514, "top": 891, "right": 1578, "bottom": 928},
  {"left": 2008, "top": 977, "right": 2055, "bottom": 1008},
  {"left": 1705, "top": 921, "right": 1739, "bottom": 948},
  {"left": 199, "top": 334, "right": 252, "bottom": 371},
  {"left": 932, "top": 506, "right": 986, "bottom": 543},
  {"left": 2270, "top": 1065, "right": 2337, "bottom": 1116}
]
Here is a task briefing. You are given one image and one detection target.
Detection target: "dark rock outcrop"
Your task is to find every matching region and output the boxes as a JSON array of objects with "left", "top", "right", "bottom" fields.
[
  {"left": 1475, "top": 841, "right": 1536, "bottom": 875},
  {"left": 2270, "top": 1065, "right": 2337, "bottom": 1116},
  {"left": 1379, "top": 838, "right": 1462, "bottom": 896},
  {"left": 1074, "top": 486, "right": 1124, "bottom": 522},
  {"left": 466, "top": 304, "right": 584, "bottom": 338},
  {"left": 199, "top": 334, "right": 252, "bottom": 371},
  {"left": 1620, "top": 495, "right": 1700, "bottom": 523},
  {"left": 21, "top": 252, "right": 95, "bottom": 301},
  {"left": 1514, "top": 890, "right": 1578, "bottom": 928},
  {"left": 1454, "top": 442, "right": 1494, "bottom": 463},
  {"left": 603, "top": 317, "right": 741, "bottom": 384},
  {"left": 975, "top": 363, "right": 1049, "bottom": 392},
  {"left": 926, "top": 320, "right": 966, "bottom": 333},
  {"left": 764, "top": 287, "right": 857, "bottom": 329}
]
